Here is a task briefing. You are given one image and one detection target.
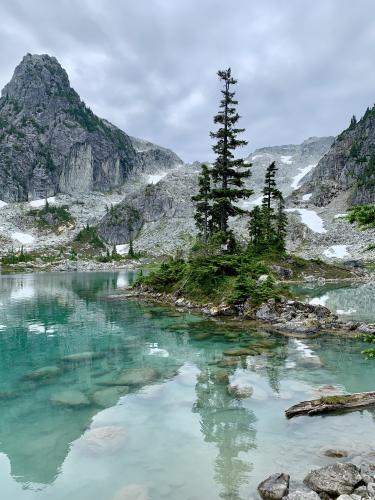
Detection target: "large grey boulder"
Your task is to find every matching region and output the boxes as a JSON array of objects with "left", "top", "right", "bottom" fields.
[
  {"left": 284, "top": 491, "right": 320, "bottom": 500},
  {"left": 361, "top": 463, "right": 375, "bottom": 484},
  {"left": 304, "top": 462, "right": 362, "bottom": 496},
  {"left": 257, "top": 473, "right": 290, "bottom": 499}
]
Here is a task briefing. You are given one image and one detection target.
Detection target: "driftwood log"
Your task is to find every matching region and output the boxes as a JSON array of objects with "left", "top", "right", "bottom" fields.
[{"left": 285, "top": 391, "right": 375, "bottom": 419}]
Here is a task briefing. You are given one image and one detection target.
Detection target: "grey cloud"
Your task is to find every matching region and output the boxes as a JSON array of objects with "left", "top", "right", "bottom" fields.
[{"left": 0, "top": 0, "right": 375, "bottom": 162}]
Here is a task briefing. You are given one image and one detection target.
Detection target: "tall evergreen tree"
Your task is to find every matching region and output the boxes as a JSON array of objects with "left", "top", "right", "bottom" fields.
[
  {"left": 192, "top": 164, "right": 212, "bottom": 242},
  {"left": 261, "top": 161, "right": 280, "bottom": 241},
  {"left": 210, "top": 68, "right": 252, "bottom": 236}
]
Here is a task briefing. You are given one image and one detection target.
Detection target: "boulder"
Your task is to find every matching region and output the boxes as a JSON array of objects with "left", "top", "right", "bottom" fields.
[
  {"left": 320, "top": 447, "right": 349, "bottom": 458},
  {"left": 24, "top": 365, "right": 62, "bottom": 380},
  {"left": 304, "top": 463, "right": 362, "bottom": 496},
  {"left": 91, "top": 386, "right": 129, "bottom": 408},
  {"left": 227, "top": 384, "right": 253, "bottom": 399},
  {"left": 107, "top": 368, "right": 160, "bottom": 386},
  {"left": 284, "top": 491, "right": 320, "bottom": 500},
  {"left": 62, "top": 351, "right": 105, "bottom": 363},
  {"left": 50, "top": 389, "right": 91, "bottom": 408},
  {"left": 257, "top": 472, "right": 290, "bottom": 499},
  {"left": 361, "top": 463, "right": 375, "bottom": 484},
  {"left": 80, "top": 426, "right": 127, "bottom": 455}
]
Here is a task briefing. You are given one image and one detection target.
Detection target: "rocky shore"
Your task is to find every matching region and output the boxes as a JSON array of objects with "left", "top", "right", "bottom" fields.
[
  {"left": 257, "top": 460, "right": 375, "bottom": 499},
  {"left": 117, "top": 287, "right": 375, "bottom": 338},
  {"left": 0, "top": 257, "right": 145, "bottom": 273}
]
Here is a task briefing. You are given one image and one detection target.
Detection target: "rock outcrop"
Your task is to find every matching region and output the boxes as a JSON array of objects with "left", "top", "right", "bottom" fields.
[
  {"left": 0, "top": 54, "right": 182, "bottom": 202},
  {"left": 302, "top": 108, "right": 375, "bottom": 207}
]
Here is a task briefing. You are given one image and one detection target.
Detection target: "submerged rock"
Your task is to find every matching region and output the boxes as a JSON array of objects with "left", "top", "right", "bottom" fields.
[
  {"left": 227, "top": 384, "right": 253, "bottom": 399},
  {"left": 112, "top": 483, "right": 149, "bottom": 500},
  {"left": 105, "top": 368, "right": 160, "bottom": 386},
  {"left": 91, "top": 386, "right": 129, "bottom": 408},
  {"left": 304, "top": 462, "right": 362, "bottom": 496},
  {"left": 257, "top": 472, "right": 290, "bottom": 499},
  {"left": 81, "top": 426, "right": 127, "bottom": 455},
  {"left": 62, "top": 351, "right": 105, "bottom": 363},
  {"left": 320, "top": 447, "right": 349, "bottom": 458},
  {"left": 50, "top": 389, "right": 91, "bottom": 408},
  {"left": 24, "top": 365, "right": 62, "bottom": 380}
]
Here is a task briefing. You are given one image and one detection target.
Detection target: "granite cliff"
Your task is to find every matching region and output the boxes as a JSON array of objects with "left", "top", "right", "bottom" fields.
[{"left": 0, "top": 54, "right": 182, "bottom": 202}]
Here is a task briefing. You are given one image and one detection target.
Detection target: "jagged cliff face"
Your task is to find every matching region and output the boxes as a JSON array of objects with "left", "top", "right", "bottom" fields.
[
  {"left": 0, "top": 54, "right": 182, "bottom": 202},
  {"left": 302, "top": 109, "right": 375, "bottom": 206}
]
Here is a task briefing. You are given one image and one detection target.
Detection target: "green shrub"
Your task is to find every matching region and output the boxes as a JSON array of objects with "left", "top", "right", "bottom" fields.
[
  {"left": 346, "top": 204, "right": 375, "bottom": 229},
  {"left": 74, "top": 226, "right": 105, "bottom": 249}
]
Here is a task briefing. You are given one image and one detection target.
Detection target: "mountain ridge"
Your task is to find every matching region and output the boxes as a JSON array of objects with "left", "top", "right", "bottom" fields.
[{"left": 0, "top": 53, "right": 182, "bottom": 202}]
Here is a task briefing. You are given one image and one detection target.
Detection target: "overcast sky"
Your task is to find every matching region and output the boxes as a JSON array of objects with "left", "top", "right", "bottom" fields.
[{"left": 0, "top": 0, "right": 374, "bottom": 162}]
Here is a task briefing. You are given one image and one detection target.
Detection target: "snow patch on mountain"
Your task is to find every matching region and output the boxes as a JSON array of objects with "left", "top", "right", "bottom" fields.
[
  {"left": 11, "top": 232, "right": 35, "bottom": 245},
  {"left": 29, "top": 197, "right": 56, "bottom": 208},
  {"left": 286, "top": 208, "right": 327, "bottom": 233},
  {"left": 291, "top": 164, "right": 316, "bottom": 190},
  {"left": 323, "top": 245, "right": 349, "bottom": 259}
]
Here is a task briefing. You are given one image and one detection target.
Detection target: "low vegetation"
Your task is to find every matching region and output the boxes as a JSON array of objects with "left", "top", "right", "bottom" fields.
[
  {"left": 28, "top": 202, "right": 74, "bottom": 231},
  {"left": 357, "top": 332, "right": 375, "bottom": 358},
  {"left": 346, "top": 204, "right": 375, "bottom": 229}
]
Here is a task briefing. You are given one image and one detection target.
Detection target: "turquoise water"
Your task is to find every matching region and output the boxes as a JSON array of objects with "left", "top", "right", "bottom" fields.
[
  {"left": 292, "top": 282, "right": 375, "bottom": 323},
  {"left": 0, "top": 272, "right": 374, "bottom": 500}
]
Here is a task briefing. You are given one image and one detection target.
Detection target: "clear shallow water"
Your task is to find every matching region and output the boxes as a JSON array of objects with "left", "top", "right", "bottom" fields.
[
  {"left": 292, "top": 282, "right": 375, "bottom": 323},
  {"left": 0, "top": 272, "right": 374, "bottom": 500}
]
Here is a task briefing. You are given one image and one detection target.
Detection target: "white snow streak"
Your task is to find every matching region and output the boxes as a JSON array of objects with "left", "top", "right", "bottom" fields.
[
  {"left": 147, "top": 172, "right": 167, "bottom": 184},
  {"left": 280, "top": 155, "right": 293, "bottom": 164},
  {"left": 0, "top": 200, "right": 8, "bottom": 208},
  {"left": 11, "top": 232, "right": 35, "bottom": 245},
  {"left": 291, "top": 164, "right": 316, "bottom": 190},
  {"left": 302, "top": 193, "right": 312, "bottom": 201},
  {"left": 29, "top": 196, "right": 56, "bottom": 208},
  {"left": 285, "top": 208, "right": 326, "bottom": 233}
]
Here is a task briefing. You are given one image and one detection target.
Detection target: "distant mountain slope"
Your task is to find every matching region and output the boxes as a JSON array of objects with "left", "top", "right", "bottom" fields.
[
  {"left": 301, "top": 108, "right": 375, "bottom": 206},
  {"left": 0, "top": 54, "right": 181, "bottom": 202},
  {"left": 245, "top": 136, "right": 334, "bottom": 201}
]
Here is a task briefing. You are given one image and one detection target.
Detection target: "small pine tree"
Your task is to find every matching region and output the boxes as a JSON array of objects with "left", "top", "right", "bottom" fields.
[
  {"left": 111, "top": 244, "right": 117, "bottom": 258},
  {"left": 349, "top": 115, "right": 357, "bottom": 129},
  {"left": 275, "top": 193, "right": 288, "bottom": 252},
  {"left": 128, "top": 238, "right": 135, "bottom": 258},
  {"left": 261, "top": 161, "right": 279, "bottom": 242},
  {"left": 248, "top": 205, "right": 265, "bottom": 248},
  {"left": 209, "top": 68, "right": 252, "bottom": 236},
  {"left": 192, "top": 164, "right": 212, "bottom": 242}
]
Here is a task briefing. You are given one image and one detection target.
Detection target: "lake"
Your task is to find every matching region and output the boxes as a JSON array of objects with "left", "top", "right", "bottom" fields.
[{"left": 0, "top": 271, "right": 374, "bottom": 500}]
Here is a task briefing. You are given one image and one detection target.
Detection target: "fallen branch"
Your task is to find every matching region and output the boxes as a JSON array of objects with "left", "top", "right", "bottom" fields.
[{"left": 285, "top": 391, "right": 375, "bottom": 419}]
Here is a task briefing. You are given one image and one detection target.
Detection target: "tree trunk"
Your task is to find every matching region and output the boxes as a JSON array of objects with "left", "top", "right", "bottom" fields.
[{"left": 285, "top": 391, "right": 375, "bottom": 419}]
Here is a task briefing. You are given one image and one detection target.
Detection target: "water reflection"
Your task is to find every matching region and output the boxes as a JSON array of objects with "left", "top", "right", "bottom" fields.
[{"left": 194, "top": 366, "right": 257, "bottom": 500}]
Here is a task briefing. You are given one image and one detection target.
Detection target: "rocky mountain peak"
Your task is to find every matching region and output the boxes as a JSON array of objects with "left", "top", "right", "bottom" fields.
[
  {"left": 0, "top": 54, "right": 182, "bottom": 202},
  {"left": 1, "top": 53, "right": 78, "bottom": 112},
  {"left": 301, "top": 106, "right": 375, "bottom": 206}
]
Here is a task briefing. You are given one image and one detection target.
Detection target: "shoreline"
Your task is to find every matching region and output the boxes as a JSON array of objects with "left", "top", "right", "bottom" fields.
[{"left": 108, "top": 287, "right": 375, "bottom": 339}]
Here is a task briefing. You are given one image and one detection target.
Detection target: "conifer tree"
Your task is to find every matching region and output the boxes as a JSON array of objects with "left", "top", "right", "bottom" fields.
[
  {"left": 209, "top": 68, "right": 252, "bottom": 236},
  {"left": 261, "top": 161, "right": 280, "bottom": 242},
  {"left": 275, "top": 193, "right": 288, "bottom": 252},
  {"left": 248, "top": 205, "right": 265, "bottom": 248},
  {"left": 191, "top": 164, "right": 211, "bottom": 242},
  {"left": 128, "top": 238, "right": 135, "bottom": 258},
  {"left": 248, "top": 161, "right": 287, "bottom": 252}
]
